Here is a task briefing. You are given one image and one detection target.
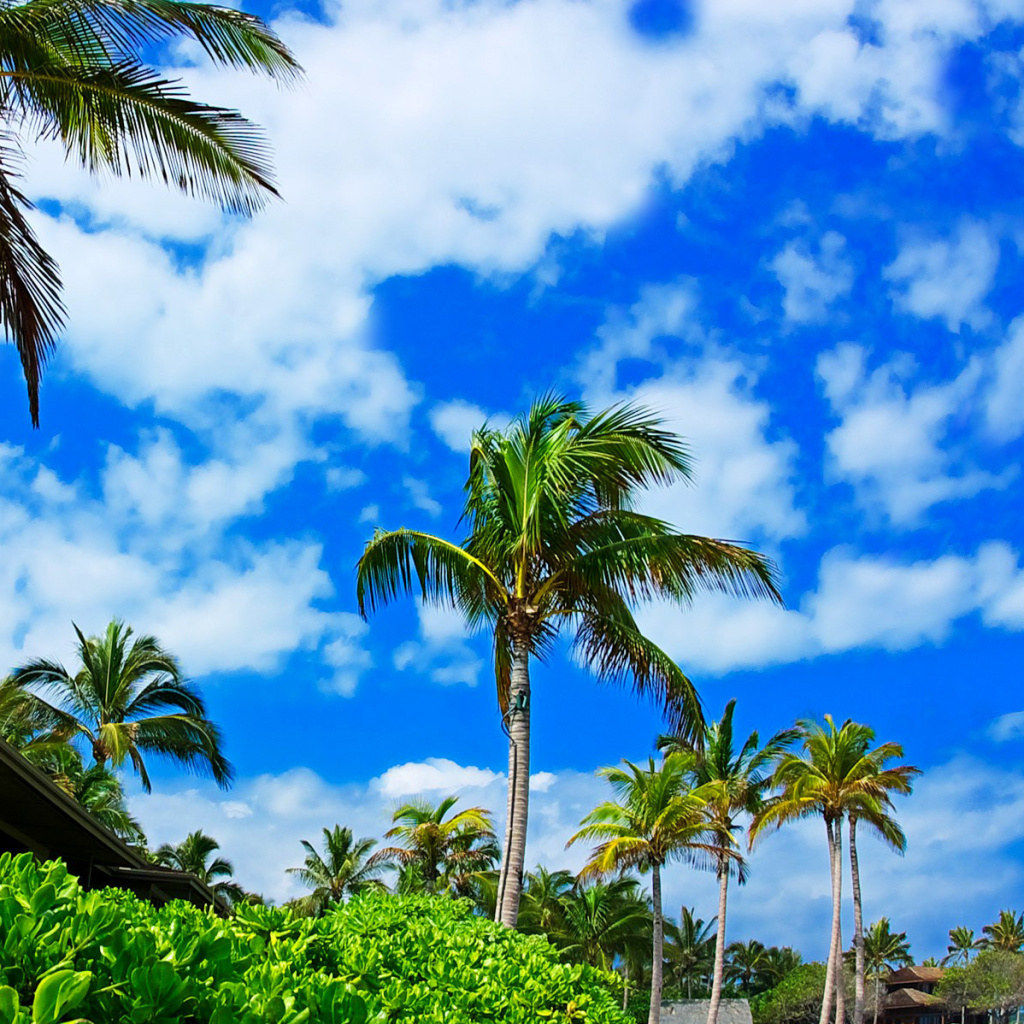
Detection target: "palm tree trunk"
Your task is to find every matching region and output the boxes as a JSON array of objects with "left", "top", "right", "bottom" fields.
[
  {"left": 819, "top": 817, "right": 843, "bottom": 1024},
  {"left": 624, "top": 963, "right": 630, "bottom": 1012},
  {"left": 495, "top": 640, "right": 531, "bottom": 928},
  {"left": 873, "top": 976, "right": 880, "bottom": 1024},
  {"left": 706, "top": 863, "right": 730, "bottom": 1024},
  {"left": 850, "top": 817, "right": 865, "bottom": 1024},
  {"left": 649, "top": 861, "right": 665, "bottom": 1024}
]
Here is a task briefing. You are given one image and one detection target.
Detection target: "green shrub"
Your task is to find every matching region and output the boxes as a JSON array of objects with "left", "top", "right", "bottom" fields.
[
  {"left": 0, "top": 852, "right": 630, "bottom": 1023},
  {"left": 750, "top": 963, "right": 827, "bottom": 1024}
]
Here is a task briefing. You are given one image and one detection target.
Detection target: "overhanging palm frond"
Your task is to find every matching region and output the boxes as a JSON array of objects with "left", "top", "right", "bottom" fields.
[{"left": 0, "top": 145, "right": 64, "bottom": 425}]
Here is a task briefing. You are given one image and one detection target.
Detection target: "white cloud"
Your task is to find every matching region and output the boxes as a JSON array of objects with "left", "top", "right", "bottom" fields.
[
  {"left": 984, "top": 316, "right": 1024, "bottom": 443},
  {"left": 817, "top": 343, "right": 1005, "bottom": 524},
  {"left": 402, "top": 477, "right": 443, "bottom": 518},
  {"left": 770, "top": 231, "right": 855, "bottom": 324},
  {"left": 392, "top": 602, "right": 483, "bottom": 688},
  {"left": 372, "top": 757, "right": 502, "bottom": 799},
  {"left": 429, "top": 400, "right": 509, "bottom": 452},
  {"left": 884, "top": 220, "right": 1000, "bottom": 332},
  {"left": 989, "top": 712, "right": 1024, "bottom": 743}
]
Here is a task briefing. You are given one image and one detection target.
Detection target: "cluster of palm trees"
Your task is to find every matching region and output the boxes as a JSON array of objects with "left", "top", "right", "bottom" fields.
[{"left": 0, "top": 618, "right": 233, "bottom": 840}]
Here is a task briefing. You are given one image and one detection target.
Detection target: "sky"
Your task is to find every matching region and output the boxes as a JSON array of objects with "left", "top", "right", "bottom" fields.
[{"left": 2, "top": 0, "right": 1024, "bottom": 961}]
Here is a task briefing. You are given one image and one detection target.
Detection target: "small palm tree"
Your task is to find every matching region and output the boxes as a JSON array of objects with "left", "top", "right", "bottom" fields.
[
  {"left": 761, "top": 947, "right": 803, "bottom": 988},
  {"left": 982, "top": 910, "right": 1024, "bottom": 952},
  {"left": 155, "top": 830, "right": 243, "bottom": 905},
  {"left": 287, "top": 826, "right": 386, "bottom": 915},
  {"left": 373, "top": 796, "right": 496, "bottom": 895},
  {"left": 557, "top": 876, "right": 653, "bottom": 972},
  {"left": 751, "top": 716, "right": 916, "bottom": 1024},
  {"left": 357, "top": 395, "right": 783, "bottom": 927},
  {"left": 665, "top": 907, "right": 717, "bottom": 998},
  {"left": 944, "top": 927, "right": 982, "bottom": 966},
  {"left": 0, "top": 0, "right": 301, "bottom": 423},
  {"left": 518, "top": 866, "right": 575, "bottom": 937},
  {"left": 726, "top": 939, "right": 771, "bottom": 993},
  {"left": 861, "top": 919, "right": 912, "bottom": 1024},
  {"left": 660, "top": 699, "right": 797, "bottom": 1024},
  {"left": 569, "top": 753, "right": 724, "bottom": 1024},
  {"left": 11, "top": 619, "right": 232, "bottom": 792}
]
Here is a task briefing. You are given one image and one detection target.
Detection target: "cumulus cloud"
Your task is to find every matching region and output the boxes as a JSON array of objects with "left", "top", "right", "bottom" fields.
[
  {"left": 770, "top": 231, "right": 855, "bottom": 324},
  {"left": 393, "top": 602, "right": 484, "bottom": 688}
]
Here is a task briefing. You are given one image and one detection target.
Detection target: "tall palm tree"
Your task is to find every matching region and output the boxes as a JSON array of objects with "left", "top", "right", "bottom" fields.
[
  {"left": 10, "top": 619, "right": 232, "bottom": 792},
  {"left": 751, "top": 716, "right": 916, "bottom": 1024},
  {"left": 286, "top": 826, "right": 386, "bottom": 915},
  {"left": 982, "top": 910, "right": 1024, "bottom": 952},
  {"left": 0, "top": 0, "right": 300, "bottom": 424},
  {"left": 849, "top": 783, "right": 918, "bottom": 1024},
  {"left": 660, "top": 699, "right": 796, "bottom": 1024},
  {"left": 372, "top": 796, "right": 495, "bottom": 895},
  {"left": 569, "top": 753, "right": 725, "bottom": 1024},
  {"left": 155, "top": 829, "right": 243, "bottom": 905},
  {"left": 665, "top": 907, "right": 717, "bottom": 998},
  {"left": 862, "top": 919, "right": 912, "bottom": 1024},
  {"left": 357, "top": 396, "right": 782, "bottom": 927},
  {"left": 944, "top": 927, "right": 982, "bottom": 966}
]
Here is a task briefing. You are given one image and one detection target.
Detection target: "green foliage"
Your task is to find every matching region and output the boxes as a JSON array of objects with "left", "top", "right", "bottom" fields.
[
  {"left": 937, "top": 950, "right": 1024, "bottom": 1014},
  {"left": 750, "top": 962, "right": 828, "bottom": 1024},
  {"left": 0, "top": 853, "right": 631, "bottom": 1024}
]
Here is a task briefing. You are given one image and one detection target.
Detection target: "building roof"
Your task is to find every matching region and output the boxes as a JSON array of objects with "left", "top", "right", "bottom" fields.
[
  {"left": 883, "top": 988, "right": 945, "bottom": 1012},
  {"left": 887, "top": 966, "right": 945, "bottom": 987},
  {"left": 661, "top": 999, "right": 753, "bottom": 1024},
  {"left": 0, "top": 738, "right": 220, "bottom": 909}
]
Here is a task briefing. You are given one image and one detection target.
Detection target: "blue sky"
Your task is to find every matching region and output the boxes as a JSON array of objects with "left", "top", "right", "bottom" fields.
[{"left": 3, "top": 0, "right": 1024, "bottom": 960}]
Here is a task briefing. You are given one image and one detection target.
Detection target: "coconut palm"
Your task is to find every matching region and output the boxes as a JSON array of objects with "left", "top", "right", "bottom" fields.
[
  {"left": 665, "top": 907, "right": 717, "bottom": 997},
  {"left": 660, "top": 699, "right": 797, "bottom": 1024},
  {"left": 373, "top": 796, "right": 496, "bottom": 895},
  {"left": 0, "top": 0, "right": 300, "bottom": 424},
  {"left": 862, "top": 919, "right": 912, "bottom": 1024},
  {"left": 944, "top": 927, "right": 982, "bottom": 966},
  {"left": 751, "top": 716, "right": 916, "bottom": 1024},
  {"left": 569, "top": 753, "right": 725, "bottom": 1024},
  {"left": 287, "top": 826, "right": 386, "bottom": 915},
  {"left": 762, "top": 946, "right": 803, "bottom": 988},
  {"left": 849, "top": 786, "right": 918, "bottom": 1024},
  {"left": 155, "top": 829, "right": 243, "bottom": 905},
  {"left": 726, "top": 939, "right": 771, "bottom": 993},
  {"left": 518, "top": 866, "right": 575, "bottom": 937},
  {"left": 357, "top": 396, "right": 781, "bottom": 927},
  {"left": 10, "top": 619, "right": 232, "bottom": 792},
  {"left": 983, "top": 911, "right": 1024, "bottom": 952},
  {"left": 557, "top": 876, "right": 653, "bottom": 973}
]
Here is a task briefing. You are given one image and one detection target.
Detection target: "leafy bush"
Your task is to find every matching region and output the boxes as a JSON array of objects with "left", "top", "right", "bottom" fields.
[
  {"left": 0, "top": 853, "right": 630, "bottom": 1023},
  {"left": 750, "top": 963, "right": 827, "bottom": 1024}
]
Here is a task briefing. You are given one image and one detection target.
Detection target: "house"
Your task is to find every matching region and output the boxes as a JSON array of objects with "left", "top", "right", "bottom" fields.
[
  {"left": 881, "top": 964, "right": 987, "bottom": 1024},
  {"left": 0, "top": 738, "right": 221, "bottom": 910},
  {"left": 660, "top": 998, "right": 753, "bottom": 1024}
]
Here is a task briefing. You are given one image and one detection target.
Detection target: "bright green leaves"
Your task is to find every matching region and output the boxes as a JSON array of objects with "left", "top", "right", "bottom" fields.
[{"left": 0, "top": 853, "right": 628, "bottom": 1024}]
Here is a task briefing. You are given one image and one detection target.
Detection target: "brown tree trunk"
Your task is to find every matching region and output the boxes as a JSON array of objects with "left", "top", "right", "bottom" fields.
[
  {"left": 495, "top": 640, "right": 531, "bottom": 928},
  {"left": 873, "top": 976, "right": 880, "bottom": 1024},
  {"left": 624, "top": 963, "right": 630, "bottom": 1012},
  {"left": 649, "top": 861, "right": 665, "bottom": 1024},
  {"left": 850, "top": 816, "right": 865, "bottom": 1024},
  {"left": 706, "top": 863, "right": 730, "bottom": 1024},
  {"left": 820, "top": 817, "right": 843, "bottom": 1024}
]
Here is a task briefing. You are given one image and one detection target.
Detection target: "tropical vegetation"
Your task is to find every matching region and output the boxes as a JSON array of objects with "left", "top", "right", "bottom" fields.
[
  {"left": 356, "top": 395, "right": 782, "bottom": 927},
  {"left": 154, "top": 830, "right": 245, "bottom": 906},
  {"left": 286, "top": 826, "right": 386, "bottom": 914}
]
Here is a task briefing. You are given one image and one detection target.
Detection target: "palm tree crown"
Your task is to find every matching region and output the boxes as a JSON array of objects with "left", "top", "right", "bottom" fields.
[
  {"left": 11, "top": 618, "right": 232, "bottom": 792},
  {"left": 0, "top": 0, "right": 301, "bottom": 423},
  {"left": 287, "top": 826, "right": 386, "bottom": 914},
  {"left": 944, "top": 926, "right": 982, "bottom": 966},
  {"left": 357, "top": 395, "right": 782, "bottom": 926},
  {"left": 982, "top": 910, "right": 1024, "bottom": 952},
  {"left": 155, "top": 829, "right": 243, "bottom": 904}
]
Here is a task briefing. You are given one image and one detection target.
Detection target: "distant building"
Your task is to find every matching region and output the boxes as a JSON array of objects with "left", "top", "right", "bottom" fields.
[
  {"left": 660, "top": 999, "right": 753, "bottom": 1024},
  {"left": 882, "top": 964, "right": 986, "bottom": 1024},
  {"left": 0, "top": 738, "right": 221, "bottom": 910}
]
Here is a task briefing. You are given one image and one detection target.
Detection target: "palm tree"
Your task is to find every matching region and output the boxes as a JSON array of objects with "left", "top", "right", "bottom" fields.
[
  {"left": 726, "top": 939, "right": 771, "bottom": 993},
  {"left": 286, "top": 826, "right": 386, "bottom": 915},
  {"left": 155, "top": 829, "right": 243, "bottom": 905},
  {"left": 357, "top": 396, "right": 782, "bottom": 927},
  {"left": 849, "top": 772, "right": 919, "bottom": 1024},
  {"left": 660, "top": 699, "right": 796, "bottom": 1024},
  {"left": 861, "top": 919, "right": 912, "bottom": 1024},
  {"left": 751, "top": 716, "right": 916, "bottom": 1024},
  {"left": 557, "top": 876, "right": 653, "bottom": 972},
  {"left": 10, "top": 619, "right": 232, "bottom": 792},
  {"left": 518, "top": 866, "right": 575, "bottom": 937},
  {"left": 372, "top": 796, "right": 496, "bottom": 894},
  {"left": 983, "top": 911, "right": 1024, "bottom": 952},
  {"left": 0, "top": 0, "right": 300, "bottom": 424},
  {"left": 569, "top": 753, "right": 725, "bottom": 1024},
  {"left": 944, "top": 927, "right": 982, "bottom": 966},
  {"left": 762, "top": 947, "right": 803, "bottom": 988},
  {"left": 665, "top": 907, "right": 717, "bottom": 997}
]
